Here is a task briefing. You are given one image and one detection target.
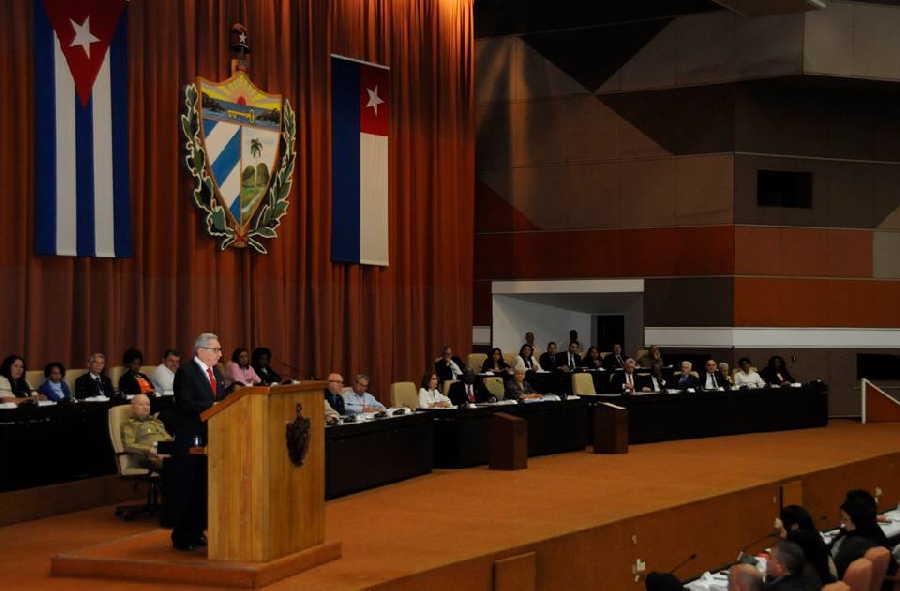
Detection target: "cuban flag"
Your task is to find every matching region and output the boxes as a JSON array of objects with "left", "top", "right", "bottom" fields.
[
  {"left": 331, "top": 55, "right": 390, "bottom": 267},
  {"left": 34, "top": 0, "right": 132, "bottom": 258}
]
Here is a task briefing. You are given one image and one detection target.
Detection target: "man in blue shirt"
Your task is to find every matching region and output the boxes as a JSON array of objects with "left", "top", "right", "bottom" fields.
[{"left": 342, "top": 374, "right": 386, "bottom": 415}]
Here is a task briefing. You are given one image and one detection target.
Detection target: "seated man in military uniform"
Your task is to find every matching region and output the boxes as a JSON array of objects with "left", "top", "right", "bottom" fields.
[{"left": 121, "top": 393, "right": 173, "bottom": 469}]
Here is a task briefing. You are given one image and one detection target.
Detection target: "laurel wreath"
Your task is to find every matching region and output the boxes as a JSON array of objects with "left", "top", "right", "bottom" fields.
[{"left": 180, "top": 83, "right": 296, "bottom": 254}]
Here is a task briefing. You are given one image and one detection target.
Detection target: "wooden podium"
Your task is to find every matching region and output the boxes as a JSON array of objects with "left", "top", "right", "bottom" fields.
[{"left": 200, "top": 382, "right": 341, "bottom": 570}]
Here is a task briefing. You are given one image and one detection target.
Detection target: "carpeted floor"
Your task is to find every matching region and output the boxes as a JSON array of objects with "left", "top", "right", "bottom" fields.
[{"left": 5, "top": 419, "right": 900, "bottom": 590}]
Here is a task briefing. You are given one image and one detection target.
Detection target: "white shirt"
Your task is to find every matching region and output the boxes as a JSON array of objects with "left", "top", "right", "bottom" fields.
[
  {"left": 734, "top": 370, "right": 765, "bottom": 389},
  {"left": 194, "top": 356, "right": 216, "bottom": 387},
  {"left": 445, "top": 358, "right": 463, "bottom": 379},
  {"left": 624, "top": 372, "right": 635, "bottom": 390},
  {"left": 514, "top": 355, "right": 538, "bottom": 372},
  {"left": 418, "top": 387, "right": 451, "bottom": 408},
  {"left": 151, "top": 363, "right": 175, "bottom": 393},
  {"left": 704, "top": 372, "right": 719, "bottom": 389}
]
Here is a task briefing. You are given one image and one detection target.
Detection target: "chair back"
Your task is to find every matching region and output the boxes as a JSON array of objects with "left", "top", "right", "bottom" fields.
[
  {"left": 107, "top": 405, "right": 150, "bottom": 477},
  {"left": 442, "top": 379, "right": 458, "bottom": 396},
  {"left": 108, "top": 365, "right": 126, "bottom": 390},
  {"left": 822, "top": 583, "right": 851, "bottom": 591},
  {"left": 467, "top": 353, "right": 487, "bottom": 372},
  {"left": 572, "top": 372, "right": 596, "bottom": 395},
  {"left": 390, "top": 381, "right": 418, "bottom": 410},
  {"left": 65, "top": 368, "right": 88, "bottom": 392},
  {"left": 483, "top": 377, "right": 504, "bottom": 400},
  {"left": 633, "top": 348, "right": 648, "bottom": 361},
  {"left": 502, "top": 353, "right": 516, "bottom": 367},
  {"left": 25, "top": 370, "right": 43, "bottom": 392},
  {"left": 863, "top": 546, "right": 889, "bottom": 591},
  {"left": 843, "top": 558, "right": 873, "bottom": 591},
  {"left": 140, "top": 365, "right": 157, "bottom": 379}
]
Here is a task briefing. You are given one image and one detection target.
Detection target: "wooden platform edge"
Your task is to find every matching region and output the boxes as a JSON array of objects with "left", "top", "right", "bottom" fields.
[{"left": 50, "top": 540, "right": 343, "bottom": 589}]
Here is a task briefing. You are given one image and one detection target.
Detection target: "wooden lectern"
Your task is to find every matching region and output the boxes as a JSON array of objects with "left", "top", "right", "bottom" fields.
[{"left": 200, "top": 382, "right": 341, "bottom": 569}]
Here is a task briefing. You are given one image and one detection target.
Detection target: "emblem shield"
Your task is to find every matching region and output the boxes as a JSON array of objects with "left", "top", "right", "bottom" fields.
[{"left": 285, "top": 403, "right": 311, "bottom": 467}]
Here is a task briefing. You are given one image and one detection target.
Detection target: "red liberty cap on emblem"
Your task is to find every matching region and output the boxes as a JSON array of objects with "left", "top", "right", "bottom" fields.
[{"left": 41, "top": 0, "right": 126, "bottom": 106}]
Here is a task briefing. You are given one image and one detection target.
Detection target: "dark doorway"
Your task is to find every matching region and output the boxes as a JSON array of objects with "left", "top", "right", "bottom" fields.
[{"left": 593, "top": 315, "right": 625, "bottom": 351}]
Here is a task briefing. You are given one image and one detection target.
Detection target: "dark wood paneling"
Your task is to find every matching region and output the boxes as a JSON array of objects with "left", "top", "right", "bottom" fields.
[{"left": 644, "top": 277, "right": 734, "bottom": 327}]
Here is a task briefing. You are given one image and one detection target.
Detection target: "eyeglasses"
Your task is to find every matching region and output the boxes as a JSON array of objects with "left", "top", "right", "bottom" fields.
[{"left": 200, "top": 347, "right": 223, "bottom": 353}]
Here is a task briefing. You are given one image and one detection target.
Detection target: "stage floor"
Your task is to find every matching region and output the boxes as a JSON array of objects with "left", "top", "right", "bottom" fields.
[{"left": 5, "top": 419, "right": 900, "bottom": 590}]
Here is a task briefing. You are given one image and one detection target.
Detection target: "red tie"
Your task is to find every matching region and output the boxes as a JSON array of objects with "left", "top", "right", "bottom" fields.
[
  {"left": 467, "top": 385, "right": 475, "bottom": 403},
  {"left": 207, "top": 368, "right": 218, "bottom": 398}
]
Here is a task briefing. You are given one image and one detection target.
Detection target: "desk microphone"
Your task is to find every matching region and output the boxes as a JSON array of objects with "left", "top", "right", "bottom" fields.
[
  {"left": 709, "top": 531, "right": 778, "bottom": 573},
  {"left": 669, "top": 553, "right": 697, "bottom": 574}
]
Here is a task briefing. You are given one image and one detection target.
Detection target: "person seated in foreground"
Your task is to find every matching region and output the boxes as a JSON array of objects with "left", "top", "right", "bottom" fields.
[
  {"left": 555, "top": 341, "right": 582, "bottom": 373},
  {"left": 644, "top": 572, "right": 684, "bottom": 591},
  {"left": 719, "top": 362, "right": 735, "bottom": 385},
  {"left": 448, "top": 368, "right": 494, "bottom": 406},
  {"left": 729, "top": 563, "right": 764, "bottom": 591},
  {"left": 481, "top": 347, "right": 511, "bottom": 374},
  {"left": 603, "top": 343, "right": 626, "bottom": 370},
  {"left": 761, "top": 355, "right": 795, "bottom": 386},
  {"left": 325, "top": 399, "right": 341, "bottom": 424},
  {"left": 777, "top": 505, "right": 837, "bottom": 584},
  {"left": 830, "top": 494, "right": 897, "bottom": 584},
  {"left": 700, "top": 359, "right": 729, "bottom": 390},
  {"left": 765, "top": 539, "right": 820, "bottom": 590},
  {"left": 418, "top": 371, "right": 452, "bottom": 408},
  {"left": 226, "top": 347, "right": 262, "bottom": 388},
  {"left": 0, "top": 354, "right": 35, "bottom": 400},
  {"left": 637, "top": 345, "right": 663, "bottom": 371},
  {"left": 734, "top": 357, "right": 766, "bottom": 389},
  {"left": 434, "top": 345, "right": 466, "bottom": 382},
  {"left": 504, "top": 368, "right": 542, "bottom": 401},
  {"left": 673, "top": 361, "right": 699, "bottom": 390},
  {"left": 37, "top": 362, "right": 72, "bottom": 401},
  {"left": 119, "top": 348, "right": 156, "bottom": 395},
  {"left": 342, "top": 374, "right": 386, "bottom": 415},
  {"left": 151, "top": 349, "right": 180, "bottom": 394},
  {"left": 251, "top": 347, "right": 290, "bottom": 386},
  {"left": 514, "top": 344, "right": 540, "bottom": 372},
  {"left": 610, "top": 358, "right": 641, "bottom": 393},
  {"left": 325, "top": 373, "right": 347, "bottom": 415},
  {"left": 120, "top": 394, "right": 173, "bottom": 470},
  {"left": 581, "top": 346, "right": 603, "bottom": 370},
  {"left": 643, "top": 365, "right": 666, "bottom": 393},
  {"left": 539, "top": 342, "right": 560, "bottom": 371},
  {"left": 75, "top": 353, "right": 115, "bottom": 399}
]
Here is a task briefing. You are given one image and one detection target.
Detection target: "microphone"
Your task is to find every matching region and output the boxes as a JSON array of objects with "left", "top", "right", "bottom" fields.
[
  {"left": 708, "top": 531, "right": 778, "bottom": 573},
  {"left": 669, "top": 553, "right": 697, "bottom": 574}
]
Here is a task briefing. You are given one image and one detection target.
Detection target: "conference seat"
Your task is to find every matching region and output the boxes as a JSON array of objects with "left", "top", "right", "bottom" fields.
[
  {"left": 107, "top": 404, "right": 160, "bottom": 520},
  {"left": 864, "top": 546, "right": 890, "bottom": 591},
  {"left": 844, "top": 558, "right": 874, "bottom": 591},
  {"left": 483, "top": 376, "right": 504, "bottom": 400},
  {"left": 64, "top": 368, "right": 88, "bottom": 392},
  {"left": 633, "top": 348, "right": 648, "bottom": 361},
  {"left": 25, "top": 369, "right": 43, "bottom": 392},
  {"left": 390, "top": 381, "right": 418, "bottom": 410},
  {"left": 108, "top": 365, "right": 126, "bottom": 391},
  {"left": 571, "top": 372, "right": 596, "bottom": 395},
  {"left": 502, "top": 353, "right": 516, "bottom": 367},
  {"left": 140, "top": 365, "right": 157, "bottom": 379},
  {"left": 442, "top": 379, "right": 457, "bottom": 396},
  {"left": 467, "top": 353, "right": 487, "bottom": 372}
]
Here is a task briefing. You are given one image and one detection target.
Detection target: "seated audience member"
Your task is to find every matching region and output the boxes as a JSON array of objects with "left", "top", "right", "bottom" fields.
[
  {"left": 761, "top": 355, "right": 795, "bottom": 386},
  {"left": 603, "top": 344, "right": 626, "bottom": 370},
  {"left": 75, "top": 353, "right": 115, "bottom": 399},
  {"left": 719, "top": 362, "right": 735, "bottom": 385},
  {"left": 226, "top": 348, "right": 262, "bottom": 388},
  {"left": 0, "top": 355, "right": 34, "bottom": 400},
  {"left": 342, "top": 374, "right": 386, "bottom": 415},
  {"left": 637, "top": 345, "right": 663, "bottom": 371},
  {"left": 765, "top": 540, "right": 819, "bottom": 590},
  {"left": 435, "top": 345, "right": 466, "bottom": 382},
  {"left": 151, "top": 349, "right": 180, "bottom": 394},
  {"left": 644, "top": 572, "right": 684, "bottom": 591},
  {"left": 729, "top": 564, "right": 764, "bottom": 591},
  {"left": 540, "top": 342, "right": 560, "bottom": 371},
  {"left": 38, "top": 362, "right": 73, "bottom": 401},
  {"left": 778, "top": 505, "right": 836, "bottom": 583},
  {"left": 251, "top": 347, "right": 289, "bottom": 385},
  {"left": 325, "top": 373, "right": 347, "bottom": 415},
  {"left": 514, "top": 344, "right": 540, "bottom": 372},
  {"left": 448, "top": 369, "right": 494, "bottom": 406},
  {"left": 734, "top": 357, "right": 766, "bottom": 389},
  {"left": 643, "top": 365, "right": 666, "bottom": 393},
  {"left": 418, "top": 372, "right": 452, "bottom": 408},
  {"left": 120, "top": 393, "right": 173, "bottom": 470},
  {"left": 700, "top": 359, "right": 729, "bottom": 390},
  {"left": 611, "top": 358, "right": 641, "bottom": 393},
  {"left": 581, "top": 346, "right": 603, "bottom": 370},
  {"left": 673, "top": 361, "right": 699, "bottom": 390},
  {"left": 119, "top": 349, "right": 156, "bottom": 395},
  {"left": 556, "top": 341, "right": 582, "bottom": 373},
  {"left": 830, "top": 495, "right": 897, "bottom": 584},
  {"left": 481, "top": 347, "right": 510, "bottom": 374},
  {"left": 504, "top": 368, "right": 542, "bottom": 401}
]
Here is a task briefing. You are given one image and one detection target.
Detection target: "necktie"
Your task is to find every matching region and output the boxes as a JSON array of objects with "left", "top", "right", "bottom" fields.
[
  {"left": 626, "top": 373, "right": 632, "bottom": 388},
  {"left": 710, "top": 373, "right": 717, "bottom": 388},
  {"left": 467, "top": 385, "right": 474, "bottom": 403},
  {"left": 569, "top": 354, "right": 574, "bottom": 367},
  {"left": 207, "top": 368, "right": 218, "bottom": 397}
]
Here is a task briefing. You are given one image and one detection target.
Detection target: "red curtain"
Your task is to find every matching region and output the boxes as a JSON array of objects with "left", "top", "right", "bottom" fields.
[{"left": 0, "top": 0, "right": 474, "bottom": 401}]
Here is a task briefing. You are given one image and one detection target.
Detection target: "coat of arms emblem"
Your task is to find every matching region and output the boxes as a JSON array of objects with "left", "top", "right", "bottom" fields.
[
  {"left": 181, "top": 24, "right": 296, "bottom": 253},
  {"left": 285, "top": 403, "right": 311, "bottom": 467}
]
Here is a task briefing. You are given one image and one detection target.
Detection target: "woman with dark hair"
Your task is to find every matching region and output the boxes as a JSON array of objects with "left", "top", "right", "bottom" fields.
[
  {"left": 581, "top": 346, "right": 602, "bottom": 369},
  {"left": 481, "top": 347, "right": 510, "bottom": 374},
  {"left": 226, "top": 347, "right": 262, "bottom": 387},
  {"left": 38, "top": 362, "right": 72, "bottom": 401},
  {"left": 776, "top": 505, "right": 836, "bottom": 584},
  {"left": 250, "top": 347, "right": 286, "bottom": 385},
  {"left": 418, "top": 372, "right": 451, "bottom": 409},
  {"left": 0, "top": 355, "right": 33, "bottom": 400},
  {"left": 514, "top": 344, "right": 539, "bottom": 372},
  {"left": 830, "top": 496, "right": 897, "bottom": 586},
  {"left": 760, "top": 355, "right": 794, "bottom": 386},
  {"left": 119, "top": 349, "right": 155, "bottom": 395}
]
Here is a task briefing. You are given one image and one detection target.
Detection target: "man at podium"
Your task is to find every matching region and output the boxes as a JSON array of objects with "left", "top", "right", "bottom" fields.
[{"left": 165, "top": 332, "right": 227, "bottom": 551}]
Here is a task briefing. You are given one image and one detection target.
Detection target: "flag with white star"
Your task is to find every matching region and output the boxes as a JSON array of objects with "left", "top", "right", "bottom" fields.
[
  {"left": 331, "top": 54, "right": 390, "bottom": 266},
  {"left": 34, "top": 0, "right": 132, "bottom": 257}
]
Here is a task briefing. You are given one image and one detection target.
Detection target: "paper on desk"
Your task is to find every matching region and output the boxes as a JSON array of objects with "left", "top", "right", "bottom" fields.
[
  {"left": 37, "top": 400, "right": 57, "bottom": 407},
  {"left": 0, "top": 402, "right": 17, "bottom": 409},
  {"left": 84, "top": 395, "right": 110, "bottom": 402}
]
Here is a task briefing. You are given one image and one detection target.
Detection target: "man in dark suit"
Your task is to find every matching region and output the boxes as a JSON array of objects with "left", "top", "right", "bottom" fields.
[
  {"left": 325, "top": 373, "right": 347, "bottom": 415},
  {"left": 699, "top": 359, "right": 729, "bottom": 391},
  {"left": 165, "top": 332, "right": 227, "bottom": 551},
  {"left": 764, "top": 540, "right": 820, "bottom": 590},
  {"left": 448, "top": 369, "right": 494, "bottom": 406},
  {"left": 74, "top": 353, "right": 115, "bottom": 399},
  {"left": 603, "top": 344, "right": 626, "bottom": 371},
  {"left": 539, "top": 342, "right": 559, "bottom": 371},
  {"left": 434, "top": 345, "right": 466, "bottom": 382},
  {"left": 610, "top": 358, "right": 641, "bottom": 393},
  {"left": 555, "top": 342, "right": 581, "bottom": 373},
  {"left": 673, "top": 361, "right": 700, "bottom": 390}
]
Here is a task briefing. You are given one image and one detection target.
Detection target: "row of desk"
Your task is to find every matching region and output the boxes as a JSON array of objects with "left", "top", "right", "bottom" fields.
[{"left": 0, "top": 384, "right": 828, "bottom": 497}]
